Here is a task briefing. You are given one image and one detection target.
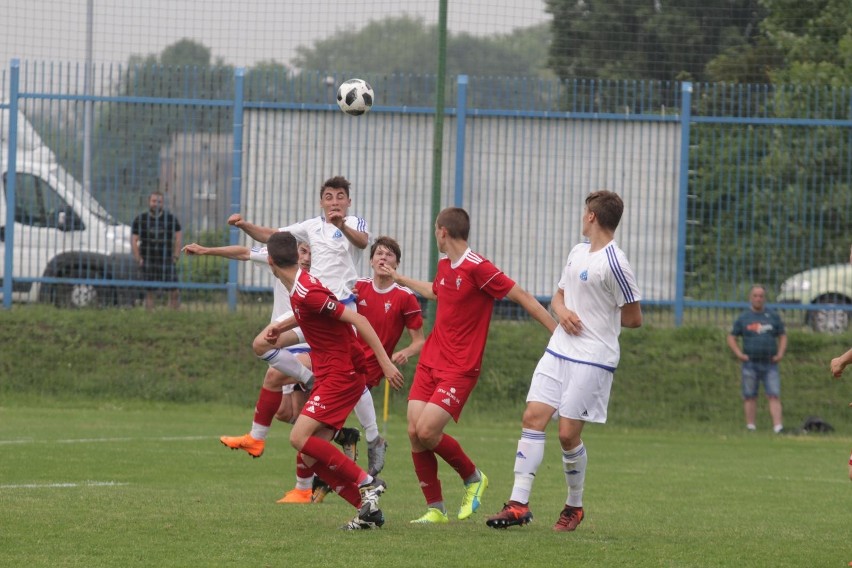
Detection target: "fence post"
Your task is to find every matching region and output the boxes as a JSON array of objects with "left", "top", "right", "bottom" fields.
[
  {"left": 227, "top": 67, "right": 246, "bottom": 312},
  {"left": 675, "top": 81, "right": 693, "bottom": 327},
  {"left": 2, "top": 59, "right": 20, "bottom": 310},
  {"left": 454, "top": 74, "right": 468, "bottom": 207}
]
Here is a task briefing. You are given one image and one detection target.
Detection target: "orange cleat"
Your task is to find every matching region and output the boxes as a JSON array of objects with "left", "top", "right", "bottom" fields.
[
  {"left": 276, "top": 488, "right": 312, "bottom": 504},
  {"left": 553, "top": 505, "right": 584, "bottom": 532},
  {"left": 486, "top": 501, "right": 533, "bottom": 529},
  {"left": 219, "top": 433, "right": 265, "bottom": 458}
]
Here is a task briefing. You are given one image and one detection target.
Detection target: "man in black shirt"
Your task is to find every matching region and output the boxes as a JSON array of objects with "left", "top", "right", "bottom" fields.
[{"left": 131, "top": 191, "right": 182, "bottom": 310}]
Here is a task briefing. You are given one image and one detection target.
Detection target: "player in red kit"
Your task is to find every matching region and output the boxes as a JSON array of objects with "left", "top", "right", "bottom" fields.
[
  {"left": 353, "top": 236, "right": 426, "bottom": 476},
  {"left": 382, "top": 207, "right": 556, "bottom": 524},
  {"left": 262, "top": 231, "right": 404, "bottom": 530}
]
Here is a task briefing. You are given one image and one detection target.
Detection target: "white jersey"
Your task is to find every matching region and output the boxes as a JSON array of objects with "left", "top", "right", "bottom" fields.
[
  {"left": 546, "top": 240, "right": 641, "bottom": 370},
  {"left": 280, "top": 215, "right": 368, "bottom": 303},
  {"left": 249, "top": 246, "right": 308, "bottom": 350}
]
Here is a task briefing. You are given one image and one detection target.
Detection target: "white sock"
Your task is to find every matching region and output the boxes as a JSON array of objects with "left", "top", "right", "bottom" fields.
[
  {"left": 353, "top": 388, "right": 379, "bottom": 443},
  {"left": 249, "top": 422, "right": 270, "bottom": 440},
  {"left": 509, "top": 429, "right": 545, "bottom": 504},
  {"left": 562, "top": 442, "right": 587, "bottom": 508},
  {"left": 259, "top": 348, "right": 313, "bottom": 385},
  {"left": 294, "top": 474, "right": 313, "bottom": 490}
]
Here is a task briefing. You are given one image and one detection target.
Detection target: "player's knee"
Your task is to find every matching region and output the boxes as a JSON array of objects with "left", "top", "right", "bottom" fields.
[
  {"left": 275, "top": 406, "right": 295, "bottom": 423},
  {"left": 252, "top": 335, "right": 271, "bottom": 357}
]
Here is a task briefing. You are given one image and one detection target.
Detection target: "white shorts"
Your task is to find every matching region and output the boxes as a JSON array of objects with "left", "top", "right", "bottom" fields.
[{"left": 526, "top": 351, "right": 613, "bottom": 423}]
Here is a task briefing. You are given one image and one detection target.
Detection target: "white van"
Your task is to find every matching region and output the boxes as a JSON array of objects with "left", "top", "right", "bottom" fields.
[{"left": 0, "top": 106, "right": 139, "bottom": 307}]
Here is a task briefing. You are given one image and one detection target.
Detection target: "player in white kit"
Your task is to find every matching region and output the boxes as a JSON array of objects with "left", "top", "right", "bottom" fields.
[{"left": 486, "top": 190, "right": 643, "bottom": 532}]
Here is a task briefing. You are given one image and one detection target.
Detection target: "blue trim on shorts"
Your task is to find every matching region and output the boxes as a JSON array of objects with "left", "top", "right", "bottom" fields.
[
  {"left": 545, "top": 348, "right": 616, "bottom": 373},
  {"left": 340, "top": 294, "right": 356, "bottom": 305},
  {"left": 286, "top": 347, "right": 311, "bottom": 354}
]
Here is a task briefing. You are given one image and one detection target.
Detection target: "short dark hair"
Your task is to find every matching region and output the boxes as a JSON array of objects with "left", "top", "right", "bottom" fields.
[
  {"left": 586, "top": 190, "right": 624, "bottom": 231},
  {"left": 266, "top": 232, "right": 299, "bottom": 268},
  {"left": 436, "top": 207, "right": 470, "bottom": 240},
  {"left": 320, "top": 175, "right": 351, "bottom": 198},
  {"left": 370, "top": 236, "right": 402, "bottom": 263}
]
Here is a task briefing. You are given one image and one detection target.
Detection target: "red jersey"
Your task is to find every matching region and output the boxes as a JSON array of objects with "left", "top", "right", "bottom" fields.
[
  {"left": 354, "top": 278, "right": 424, "bottom": 382},
  {"left": 289, "top": 269, "right": 363, "bottom": 381},
  {"left": 418, "top": 248, "right": 515, "bottom": 374}
]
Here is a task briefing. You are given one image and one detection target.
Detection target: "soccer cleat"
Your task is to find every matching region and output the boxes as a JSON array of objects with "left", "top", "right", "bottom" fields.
[
  {"left": 486, "top": 501, "right": 533, "bottom": 529},
  {"left": 553, "top": 505, "right": 584, "bottom": 532},
  {"left": 334, "top": 427, "right": 361, "bottom": 461},
  {"left": 409, "top": 508, "right": 449, "bottom": 524},
  {"left": 457, "top": 471, "right": 488, "bottom": 520},
  {"left": 341, "top": 508, "right": 385, "bottom": 530},
  {"left": 367, "top": 436, "right": 388, "bottom": 476},
  {"left": 311, "top": 477, "right": 332, "bottom": 504},
  {"left": 358, "top": 477, "right": 386, "bottom": 517},
  {"left": 219, "top": 433, "right": 265, "bottom": 458},
  {"left": 276, "top": 487, "right": 312, "bottom": 504}
]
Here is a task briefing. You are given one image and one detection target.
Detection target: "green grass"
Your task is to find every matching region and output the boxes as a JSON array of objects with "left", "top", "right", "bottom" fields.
[
  {"left": 2, "top": 306, "right": 852, "bottom": 566},
  {"left": 1, "top": 403, "right": 850, "bottom": 567}
]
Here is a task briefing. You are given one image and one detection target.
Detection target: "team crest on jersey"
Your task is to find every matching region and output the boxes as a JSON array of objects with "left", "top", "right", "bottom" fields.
[
  {"left": 455, "top": 276, "right": 462, "bottom": 289},
  {"left": 384, "top": 300, "right": 392, "bottom": 313},
  {"left": 580, "top": 270, "right": 588, "bottom": 281},
  {"left": 308, "top": 275, "right": 317, "bottom": 284},
  {"left": 333, "top": 229, "right": 343, "bottom": 239}
]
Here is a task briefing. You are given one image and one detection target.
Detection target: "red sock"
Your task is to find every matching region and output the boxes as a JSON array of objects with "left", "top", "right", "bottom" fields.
[
  {"left": 296, "top": 452, "right": 314, "bottom": 479},
  {"left": 432, "top": 434, "right": 476, "bottom": 480},
  {"left": 308, "top": 458, "right": 362, "bottom": 507},
  {"left": 301, "top": 436, "right": 367, "bottom": 507},
  {"left": 253, "top": 387, "right": 282, "bottom": 427},
  {"left": 411, "top": 449, "right": 443, "bottom": 504}
]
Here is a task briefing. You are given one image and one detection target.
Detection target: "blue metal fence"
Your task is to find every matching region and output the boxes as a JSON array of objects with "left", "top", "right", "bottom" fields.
[{"left": 2, "top": 60, "right": 850, "bottom": 331}]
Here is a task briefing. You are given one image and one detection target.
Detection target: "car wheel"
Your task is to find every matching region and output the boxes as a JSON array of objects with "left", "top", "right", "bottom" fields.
[{"left": 808, "top": 301, "right": 850, "bottom": 334}]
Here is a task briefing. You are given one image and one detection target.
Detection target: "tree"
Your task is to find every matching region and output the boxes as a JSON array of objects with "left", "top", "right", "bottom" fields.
[
  {"left": 546, "top": 0, "right": 765, "bottom": 82},
  {"left": 92, "top": 39, "right": 234, "bottom": 217},
  {"left": 292, "top": 15, "right": 552, "bottom": 77},
  {"left": 686, "top": 0, "right": 852, "bottom": 300}
]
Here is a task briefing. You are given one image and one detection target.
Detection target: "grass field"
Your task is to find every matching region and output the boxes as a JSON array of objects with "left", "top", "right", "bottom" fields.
[
  {"left": 1, "top": 402, "right": 850, "bottom": 568},
  {"left": 2, "top": 306, "right": 852, "bottom": 566}
]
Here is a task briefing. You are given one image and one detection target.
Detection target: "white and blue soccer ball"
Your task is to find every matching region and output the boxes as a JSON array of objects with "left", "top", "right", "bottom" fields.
[{"left": 336, "top": 78, "right": 374, "bottom": 116}]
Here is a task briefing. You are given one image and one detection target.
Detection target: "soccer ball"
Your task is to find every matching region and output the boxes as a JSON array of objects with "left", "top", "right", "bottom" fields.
[{"left": 336, "top": 79, "right": 374, "bottom": 116}]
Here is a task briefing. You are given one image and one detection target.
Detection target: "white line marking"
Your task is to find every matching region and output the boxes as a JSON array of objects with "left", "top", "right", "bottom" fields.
[
  {"left": 0, "top": 481, "right": 130, "bottom": 489},
  {"left": 0, "top": 435, "right": 210, "bottom": 446}
]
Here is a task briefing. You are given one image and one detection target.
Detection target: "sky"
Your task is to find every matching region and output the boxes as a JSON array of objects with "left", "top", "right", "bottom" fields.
[{"left": 1, "top": 0, "right": 550, "bottom": 70}]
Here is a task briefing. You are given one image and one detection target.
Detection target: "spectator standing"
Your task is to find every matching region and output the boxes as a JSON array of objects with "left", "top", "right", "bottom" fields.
[
  {"left": 726, "top": 285, "right": 787, "bottom": 433},
  {"left": 131, "top": 191, "right": 182, "bottom": 310}
]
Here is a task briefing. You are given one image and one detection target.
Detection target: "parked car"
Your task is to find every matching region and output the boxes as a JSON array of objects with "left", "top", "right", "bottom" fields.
[
  {"left": 0, "top": 105, "right": 139, "bottom": 307},
  {"left": 777, "top": 263, "right": 852, "bottom": 333}
]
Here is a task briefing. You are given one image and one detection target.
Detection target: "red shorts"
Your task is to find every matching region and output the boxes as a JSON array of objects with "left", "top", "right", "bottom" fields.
[
  {"left": 408, "top": 363, "right": 478, "bottom": 422},
  {"left": 300, "top": 371, "right": 366, "bottom": 430},
  {"left": 363, "top": 356, "right": 384, "bottom": 389}
]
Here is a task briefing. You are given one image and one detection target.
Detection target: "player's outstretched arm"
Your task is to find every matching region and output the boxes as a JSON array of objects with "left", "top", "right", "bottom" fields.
[
  {"left": 182, "top": 243, "right": 251, "bottom": 261},
  {"left": 378, "top": 265, "right": 436, "bottom": 300},
  {"left": 227, "top": 213, "right": 277, "bottom": 244},
  {"left": 506, "top": 284, "right": 557, "bottom": 334}
]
